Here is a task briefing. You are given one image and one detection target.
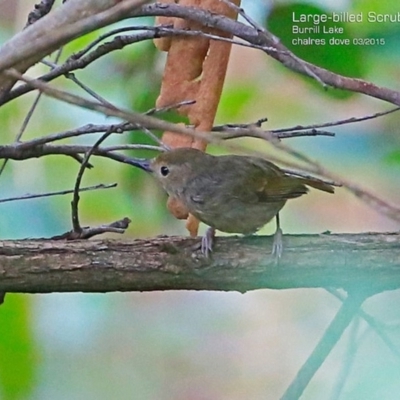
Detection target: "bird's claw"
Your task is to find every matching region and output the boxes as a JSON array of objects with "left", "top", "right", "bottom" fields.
[
  {"left": 272, "top": 227, "right": 283, "bottom": 260},
  {"left": 200, "top": 227, "right": 215, "bottom": 258}
]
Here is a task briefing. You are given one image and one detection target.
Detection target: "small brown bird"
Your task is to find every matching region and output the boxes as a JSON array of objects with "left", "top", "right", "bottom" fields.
[{"left": 129, "top": 148, "right": 334, "bottom": 256}]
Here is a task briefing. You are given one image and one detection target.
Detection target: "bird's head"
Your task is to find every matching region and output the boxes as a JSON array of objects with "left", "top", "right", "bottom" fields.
[{"left": 128, "top": 148, "right": 209, "bottom": 195}]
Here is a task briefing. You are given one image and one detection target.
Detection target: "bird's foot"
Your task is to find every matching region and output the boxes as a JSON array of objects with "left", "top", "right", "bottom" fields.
[
  {"left": 200, "top": 227, "right": 215, "bottom": 258},
  {"left": 272, "top": 226, "right": 283, "bottom": 260}
]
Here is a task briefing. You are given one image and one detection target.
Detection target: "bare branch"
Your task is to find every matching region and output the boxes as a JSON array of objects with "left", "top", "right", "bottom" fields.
[
  {"left": 327, "top": 289, "right": 400, "bottom": 361},
  {"left": 0, "top": 48, "right": 64, "bottom": 178},
  {"left": 1, "top": 30, "right": 160, "bottom": 105},
  {"left": 273, "top": 107, "right": 400, "bottom": 133},
  {"left": 212, "top": 127, "right": 335, "bottom": 140},
  {"left": 0, "top": 142, "right": 162, "bottom": 166},
  {"left": 1, "top": 24, "right": 258, "bottom": 105},
  {"left": 0, "top": 233, "right": 399, "bottom": 293},
  {"left": 50, "top": 217, "right": 131, "bottom": 240},
  {"left": 0, "top": 183, "right": 117, "bottom": 204},
  {"left": 1, "top": 3, "right": 400, "bottom": 107},
  {"left": 6, "top": 69, "right": 400, "bottom": 223},
  {"left": 129, "top": 3, "right": 400, "bottom": 106},
  {"left": 71, "top": 131, "right": 113, "bottom": 233},
  {"left": 330, "top": 317, "right": 360, "bottom": 400}
]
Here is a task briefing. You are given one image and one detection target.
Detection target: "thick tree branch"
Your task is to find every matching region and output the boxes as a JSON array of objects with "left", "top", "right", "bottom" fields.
[
  {"left": 0, "top": 233, "right": 399, "bottom": 294},
  {"left": 0, "top": 0, "right": 149, "bottom": 98}
]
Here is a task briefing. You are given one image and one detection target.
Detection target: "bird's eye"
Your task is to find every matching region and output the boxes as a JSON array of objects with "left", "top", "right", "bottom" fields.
[{"left": 160, "top": 166, "right": 169, "bottom": 176}]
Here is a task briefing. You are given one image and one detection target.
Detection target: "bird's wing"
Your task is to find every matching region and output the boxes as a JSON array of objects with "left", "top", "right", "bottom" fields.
[
  {"left": 185, "top": 156, "right": 312, "bottom": 205},
  {"left": 233, "top": 157, "right": 309, "bottom": 203}
]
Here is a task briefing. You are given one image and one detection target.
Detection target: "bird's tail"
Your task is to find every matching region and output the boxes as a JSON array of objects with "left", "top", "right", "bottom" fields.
[
  {"left": 296, "top": 177, "right": 335, "bottom": 193},
  {"left": 282, "top": 170, "right": 336, "bottom": 193}
]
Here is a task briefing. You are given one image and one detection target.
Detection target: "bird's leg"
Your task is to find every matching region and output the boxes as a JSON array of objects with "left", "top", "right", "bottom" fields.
[
  {"left": 201, "top": 227, "right": 216, "bottom": 257},
  {"left": 272, "top": 213, "right": 283, "bottom": 259}
]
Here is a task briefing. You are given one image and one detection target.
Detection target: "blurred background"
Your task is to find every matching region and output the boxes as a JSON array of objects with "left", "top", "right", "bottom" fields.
[{"left": 0, "top": 0, "right": 400, "bottom": 399}]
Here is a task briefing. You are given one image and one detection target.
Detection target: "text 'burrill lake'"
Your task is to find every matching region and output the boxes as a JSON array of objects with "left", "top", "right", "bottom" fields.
[{"left": 292, "top": 12, "right": 400, "bottom": 24}]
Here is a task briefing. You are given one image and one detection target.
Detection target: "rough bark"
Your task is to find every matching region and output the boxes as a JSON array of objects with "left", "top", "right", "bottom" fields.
[{"left": 0, "top": 232, "right": 399, "bottom": 295}]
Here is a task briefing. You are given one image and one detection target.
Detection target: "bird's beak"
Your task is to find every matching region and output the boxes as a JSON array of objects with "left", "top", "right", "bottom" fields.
[{"left": 127, "top": 158, "right": 153, "bottom": 173}]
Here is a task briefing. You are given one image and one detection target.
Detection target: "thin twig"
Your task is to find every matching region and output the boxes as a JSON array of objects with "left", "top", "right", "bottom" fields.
[
  {"left": 212, "top": 117, "right": 268, "bottom": 131},
  {"left": 220, "top": 0, "right": 326, "bottom": 86},
  {"left": 69, "top": 25, "right": 156, "bottom": 59},
  {"left": 2, "top": 2, "right": 400, "bottom": 107},
  {"left": 327, "top": 288, "right": 400, "bottom": 361},
  {"left": 330, "top": 318, "right": 360, "bottom": 400},
  {"left": 8, "top": 69, "right": 400, "bottom": 223},
  {"left": 71, "top": 130, "right": 114, "bottom": 233},
  {"left": 145, "top": 99, "right": 196, "bottom": 115},
  {"left": 212, "top": 118, "right": 335, "bottom": 139},
  {"left": 43, "top": 59, "right": 118, "bottom": 109},
  {"left": 138, "top": 126, "right": 167, "bottom": 148},
  {"left": 278, "top": 130, "right": 335, "bottom": 138},
  {"left": 15, "top": 100, "right": 191, "bottom": 149},
  {"left": 1, "top": 25, "right": 281, "bottom": 106},
  {"left": 0, "top": 48, "right": 64, "bottom": 178},
  {"left": 280, "top": 291, "right": 367, "bottom": 400},
  {"left": 273, "top": 107, "right": 400, "bottom": 133},
  {"left": 220, "top": 0, "right": 265, "bottom": 33},
  {"left": 0, "top": 183, "right": 117, "bottom": 204},
  {"left": 212, "top": 128, "right": 335, "bottom": 140},
  {"left": 51, "top": 217, "right": 131, "bottom": 240},
  {"left": 126, "top": 3, "right": 400, "bottom": 105},
  {"left": 0, "top": 92, "right": 42, "bottom": 177},
  {"left": 0, "top": 142, "right": 163, "bottom": 165},
  {"left": 17, "top": 124, "right": 127, "bottom": 148}
]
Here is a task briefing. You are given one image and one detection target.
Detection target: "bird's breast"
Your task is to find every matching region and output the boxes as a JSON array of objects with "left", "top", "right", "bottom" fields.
[{"left": 183, "top": 194, "right": 285, "bottom": 234}]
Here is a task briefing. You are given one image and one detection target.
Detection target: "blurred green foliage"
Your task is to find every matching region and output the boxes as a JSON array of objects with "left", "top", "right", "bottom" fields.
[
  {"left": 266, "top": 3, "right": 365, "bottom": 98},
  {"left": 385, "top": 150, "right": 400, "bottom": 165},
  {"left": 351, "top": 0, "right": 400, "bottom": 30},
  {"left": 218, "top": 83, "right": 260, "bottom": 121},
  {"left": 0, "top": 296, "right": 37, "bottom": 400}
]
